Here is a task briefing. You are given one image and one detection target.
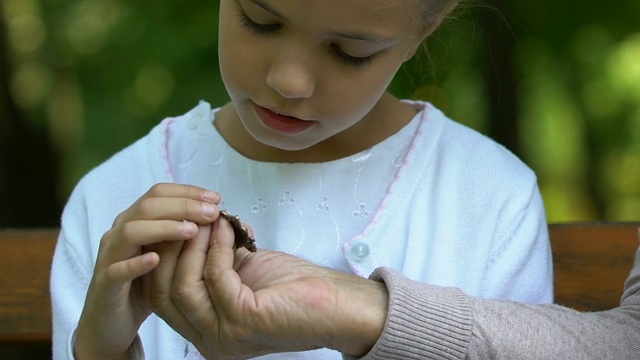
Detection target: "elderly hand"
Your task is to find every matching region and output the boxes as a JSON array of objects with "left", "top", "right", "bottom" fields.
[{"left": 141, "top": 217, "right": 388, "bottom": 359}]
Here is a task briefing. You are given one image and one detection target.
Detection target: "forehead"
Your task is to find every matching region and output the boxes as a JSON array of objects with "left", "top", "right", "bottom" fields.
[{"left": 243, "top": 0, "right": 422, "bottom": 36}]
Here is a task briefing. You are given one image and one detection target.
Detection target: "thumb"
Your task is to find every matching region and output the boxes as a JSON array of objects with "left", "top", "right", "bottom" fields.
[
  {"left": 207, "top": 218, "right": 236, "bottom": 269},
  {"left": 203, "top": 218, "right": 244, "bottom": 306}
]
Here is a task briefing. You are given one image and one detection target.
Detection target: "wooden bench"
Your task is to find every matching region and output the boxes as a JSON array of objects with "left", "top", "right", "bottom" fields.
[
  {"left": 0, "top": 222, "right": 639, "bottom": 358},
  {"left": 0, "top": 228, "right": 57, "bottom": 359},
  {"left": 550, "top": 222, "right": 639, "bottom": 311}
]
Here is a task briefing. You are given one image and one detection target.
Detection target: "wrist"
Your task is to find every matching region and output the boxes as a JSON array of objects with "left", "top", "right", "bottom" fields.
[
  {"left": 74, "top": 323, "right": 132, "bottom": 360},
  {"left": 325, "top": 271, "right": 389, "bottom": 357},
  {"left": 74, "top": 342, "right": 131, "bottom": 360}
]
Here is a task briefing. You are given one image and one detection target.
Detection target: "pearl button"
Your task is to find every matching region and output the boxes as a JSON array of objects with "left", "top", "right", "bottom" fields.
[{"left": 350, "top": 242, "right": 370, "bottom": 261}]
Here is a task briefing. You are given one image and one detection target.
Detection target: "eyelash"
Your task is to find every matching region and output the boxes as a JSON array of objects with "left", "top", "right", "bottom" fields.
[
  {"left": 238, "top": 12, "right": 375, "bottom": 69},
  {"left": 239, "top": 11, "right": 280, "bottom": 35},
  {"left": 330, "top": 44, "right": 375, "bottom": 69}
]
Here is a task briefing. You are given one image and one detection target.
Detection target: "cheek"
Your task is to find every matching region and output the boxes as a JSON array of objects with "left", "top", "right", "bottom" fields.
[
  {"left": 219, "top": 45, "right": 243, "bottom": 93},
  {"left": 218, "top": 32, "right": 262, "bottom": 96},
  {"left": 320, "top": 70, "right": 393, "bottom": 121}
]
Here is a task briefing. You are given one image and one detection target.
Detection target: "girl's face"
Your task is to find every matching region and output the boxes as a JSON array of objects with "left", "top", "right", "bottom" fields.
[{"left": 218, "top": 0, "right": 426, "bottom": 154}]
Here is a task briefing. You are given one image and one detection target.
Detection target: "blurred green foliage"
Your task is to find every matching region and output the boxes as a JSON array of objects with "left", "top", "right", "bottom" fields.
[{"left": 2, "top": 0, "right": 639, "bottom": 223}]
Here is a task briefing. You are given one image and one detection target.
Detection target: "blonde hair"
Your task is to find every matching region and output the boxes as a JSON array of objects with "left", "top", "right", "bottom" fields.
[
  {"left": 369, "top": 0, "right": 460, "bottom": 36},
  {"left": 415, "top": 0, "right": 459, "bottom": 32}
]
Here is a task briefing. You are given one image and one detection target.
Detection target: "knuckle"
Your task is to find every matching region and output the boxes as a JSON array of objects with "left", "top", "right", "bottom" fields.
[
  {"left": 148, "top": 182, "right": 169, "bottom": 195},
  {"left": 112, "top": 212, "right": 126, "bottom": 227},
  {"left": 99, "top": 228, "right": 115, "bottom": 247},
  {"left": 120, "top": 221, "right": 138, "bottom": 241},
  {"left": 97, "top": 229, "right": 119, "bottom": 258},
  {"left": 137, "top": 197, "right": 156, "bottom": 217}
]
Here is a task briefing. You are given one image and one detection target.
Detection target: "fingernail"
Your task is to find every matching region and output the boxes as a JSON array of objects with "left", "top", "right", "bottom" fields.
[
  {"left": 204, "top": 190, "right": 219, "bottom": 202},
  {"left": 182, "top": 220, "right": 197, "bottom": 235},
  {"left": 142, "top": 252, "right": 157, "bottom": 266},
  {"left": 203, "top": 203, "right": 217, "bottom": 216}
]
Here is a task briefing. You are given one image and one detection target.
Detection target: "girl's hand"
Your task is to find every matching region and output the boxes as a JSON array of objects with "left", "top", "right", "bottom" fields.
[
  {"left": 73, "top": 183, "right": 221, "bottom": 360},
  {"left": 143, "top": 218, "right": 388, "bottom": 359}
]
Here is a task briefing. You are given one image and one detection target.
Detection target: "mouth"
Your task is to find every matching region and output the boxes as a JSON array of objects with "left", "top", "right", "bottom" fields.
[{"left": 252, "top": 103, "right": 315, "bottom": 135}]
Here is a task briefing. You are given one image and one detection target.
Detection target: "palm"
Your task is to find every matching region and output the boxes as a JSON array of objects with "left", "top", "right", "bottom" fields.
[
  {"left": 196, "top": 250, "right": 338, "bottom": 358},
  {"left": 145, "top": 221, "right": 345, "bottom": 359}
]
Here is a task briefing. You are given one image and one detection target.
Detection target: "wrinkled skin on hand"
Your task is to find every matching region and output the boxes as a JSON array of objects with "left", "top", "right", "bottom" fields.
[{"left": 141, "top": 218, "right": 387, "bottom": 359}]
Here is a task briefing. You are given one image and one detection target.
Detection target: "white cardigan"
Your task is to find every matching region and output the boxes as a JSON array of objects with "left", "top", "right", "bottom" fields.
[{"left": 51, "top": 100, "right": 553, "bottom": 359}]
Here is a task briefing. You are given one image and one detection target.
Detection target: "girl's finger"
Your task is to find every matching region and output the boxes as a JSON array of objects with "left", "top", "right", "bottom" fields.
[
  {"left": 112, "top": 184, "right": 220, "bottom": 228},
  {"left": 130, "top": 196, "right": 221, "bottom": 224},
  {"left": 171, "top": 226, "right": 220, "bottom": 334},
  {"left": 103, "top": 252, "right": 160, "bottom": 287},
  {"left": 117, "top": 219, "right": 200, "bottom": 247},
  {"left": 97, "top": 220, "right": 198, "bottom": 267},
  {"left": 142, "top": 183, "right": 220, "bottom": 204}
]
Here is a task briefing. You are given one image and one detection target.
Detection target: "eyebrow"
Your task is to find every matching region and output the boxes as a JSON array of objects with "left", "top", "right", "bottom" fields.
[
  {"left": 247, "top": 0, "right": 398, "bottom": 45},
  {"left": 248, "top": 0, "right": 284, "bottom": 18},
  {"left": 329, "top": 31, "right": 398, "bottom": 45}
]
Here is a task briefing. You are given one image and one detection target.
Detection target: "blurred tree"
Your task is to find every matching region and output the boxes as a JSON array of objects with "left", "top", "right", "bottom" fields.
[
  {"left": 511, "top": 0, "right": 640, "bottom": 220},
  {"left": 476, "top": 0, "right": 522, "bottom": 157},
  {"left": 0, "top": 5, "right": 61, "bottom": 227},
  {"left": 1, "top": 0, "right": 638, "bottom": 226}
]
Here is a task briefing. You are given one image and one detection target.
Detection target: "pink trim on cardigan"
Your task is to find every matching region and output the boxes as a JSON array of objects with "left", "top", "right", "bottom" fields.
[
  {"left": 160, "top": 117, "right": 179, "bottom": 183},
  {"left": 344, "top": 102, "right": 432, "bottom": 276}
]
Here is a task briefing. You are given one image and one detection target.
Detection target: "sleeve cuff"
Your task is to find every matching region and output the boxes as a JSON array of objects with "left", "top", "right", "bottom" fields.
[{"left": 347, "top": 267, "right": 474, "bottom": 360}]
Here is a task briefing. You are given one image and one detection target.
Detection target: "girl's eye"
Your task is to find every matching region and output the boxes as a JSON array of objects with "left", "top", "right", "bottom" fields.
[
  {"left": 330, "top": 44, "right": 375, "bottom": 69},
  {"left": 239, "top": 12, "right": 280, "bottom": 35},
  {"left": 238, "top": 11, "right": 374, "bottom": 69}
]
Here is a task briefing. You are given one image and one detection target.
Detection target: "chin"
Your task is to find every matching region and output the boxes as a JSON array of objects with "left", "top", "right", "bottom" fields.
[
  {"left": 256, "top": 136, "right": 318, "bottom": 152},
  {"left": 244, "top": 125, "right": 319, "bottom": 152}
]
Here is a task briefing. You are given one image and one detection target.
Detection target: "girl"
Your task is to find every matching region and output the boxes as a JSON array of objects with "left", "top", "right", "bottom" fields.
[{"left": 51, "top": 0, "right": 553, "bottom": 359}]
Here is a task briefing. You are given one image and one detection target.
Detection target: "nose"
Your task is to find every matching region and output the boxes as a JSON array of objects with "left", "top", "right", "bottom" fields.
[{"left": 266, "top": 53, "right": 316, "bottom": 99}]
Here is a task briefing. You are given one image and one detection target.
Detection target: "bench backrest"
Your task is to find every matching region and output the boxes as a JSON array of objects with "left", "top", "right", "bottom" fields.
[
  {"left": 0, "top": 228, "right": 57, "bottom": 343},
  {"left": 0, "top": 222, "right": 638, "bottom": 356},
  {"left": 550, "top": 222, "right": 639, "bottom": 311},
  {"left": 0, "top": 228, "right": 57, "bottom": 358}
]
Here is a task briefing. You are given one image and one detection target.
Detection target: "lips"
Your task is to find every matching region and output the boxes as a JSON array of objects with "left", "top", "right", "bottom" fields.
[{"left": 253, "top": 103, "right": 314, "bottom": 135}]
